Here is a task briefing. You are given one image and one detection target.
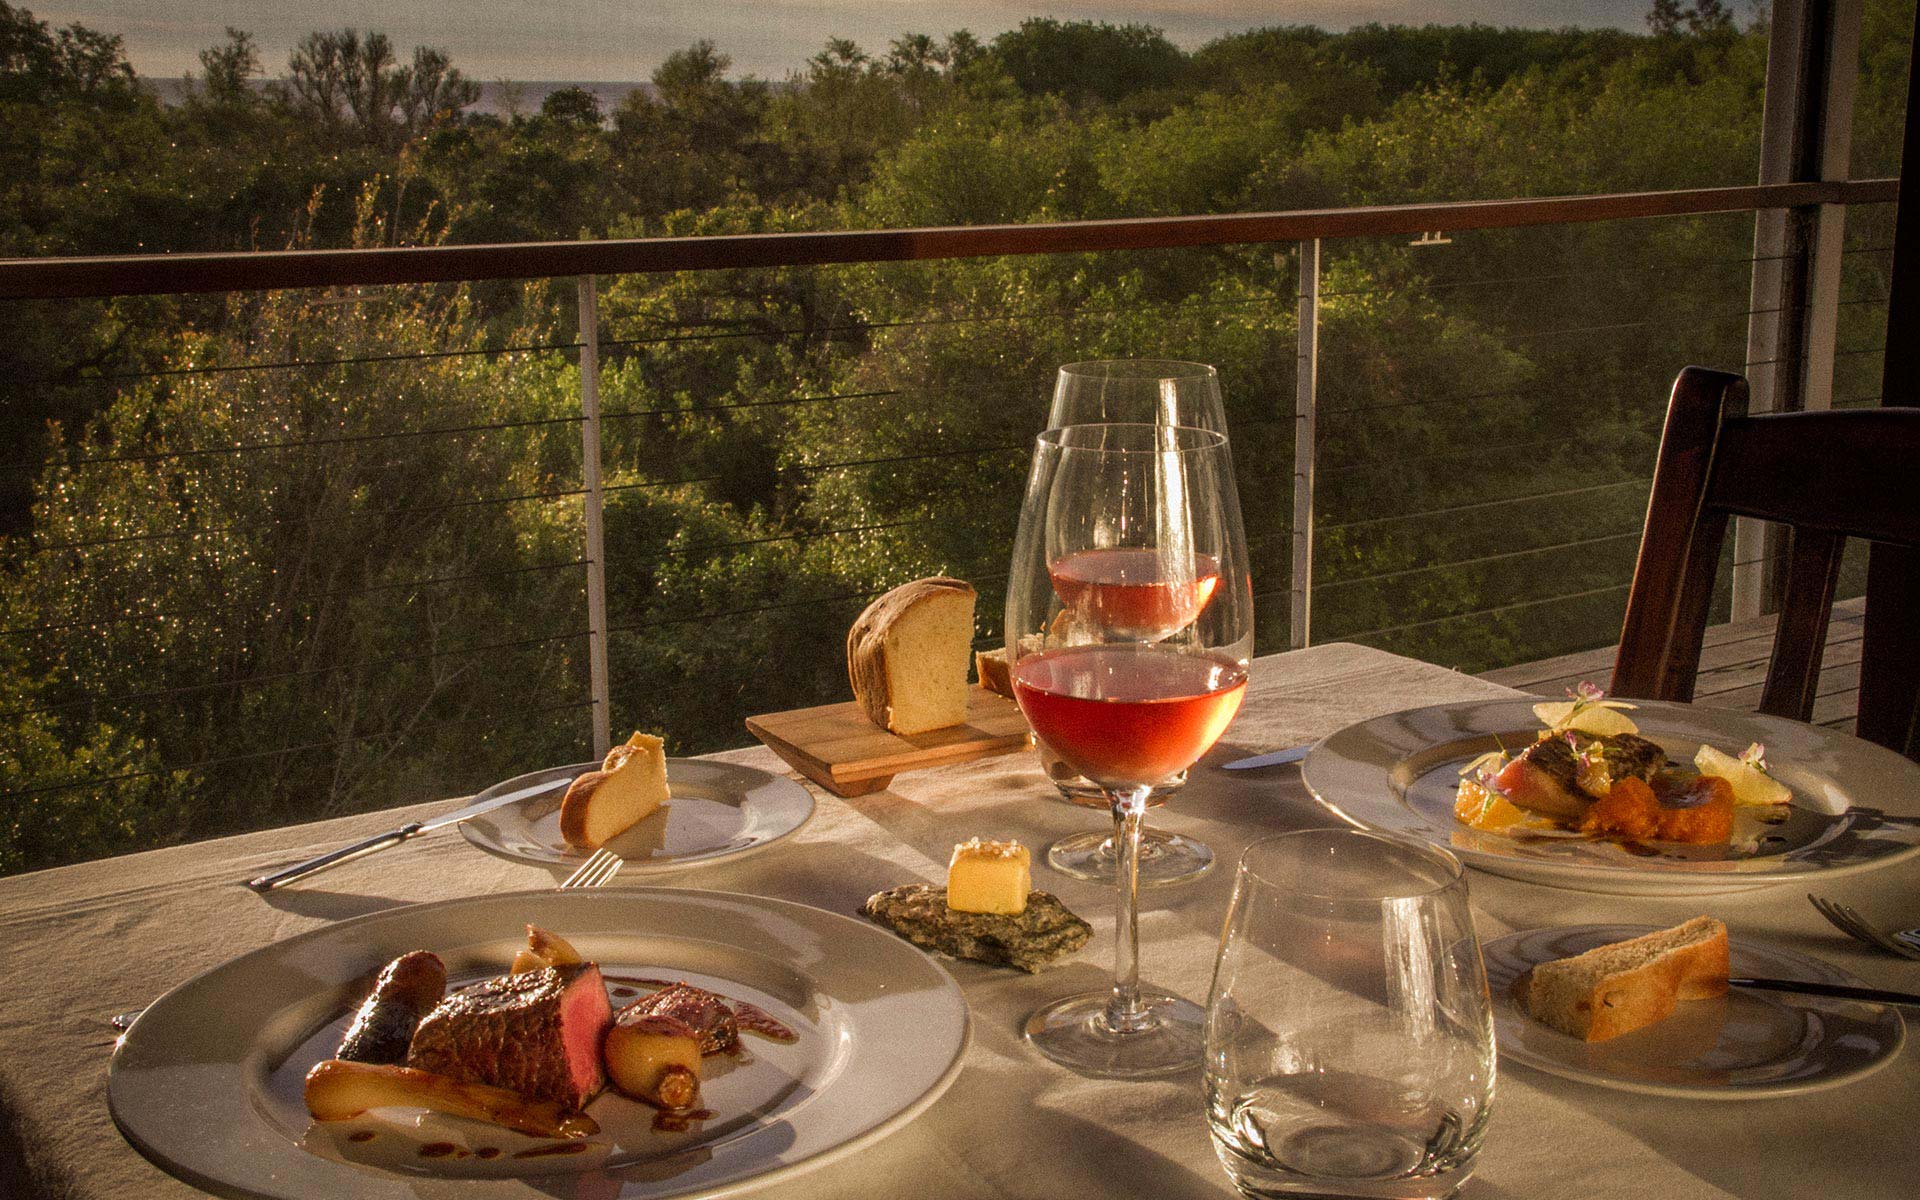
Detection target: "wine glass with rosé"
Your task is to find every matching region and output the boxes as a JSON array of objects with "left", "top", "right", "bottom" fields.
[
  {"left": 1039, "top": 360, "right": 1243, "bottom": 888},
  {"left": 1006, "top": 423, "right": 1253, "bottom": 1077}
]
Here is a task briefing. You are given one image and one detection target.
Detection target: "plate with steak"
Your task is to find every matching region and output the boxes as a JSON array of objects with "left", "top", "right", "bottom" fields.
[
  {"left": 1302, "top": 698, "right": 1920, "bottom": 895},
  {"left": 109, "top": 888, "right": 968, "bottom": 1199}
]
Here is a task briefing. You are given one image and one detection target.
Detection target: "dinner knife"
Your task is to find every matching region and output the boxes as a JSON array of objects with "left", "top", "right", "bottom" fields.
[
  {"left": 1220, "top": 744, "right": 1313, "bottom": 771},
  {"left": 1729, "top": 977, "right": 1920, "bottom": 1008},
  {"left": 243, "top": 776, "right": 574, "bottom": 892}
]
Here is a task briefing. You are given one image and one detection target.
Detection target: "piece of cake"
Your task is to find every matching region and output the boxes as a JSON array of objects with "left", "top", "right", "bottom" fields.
[
  {"left": 560, "top": 731, "right": 669, "bottom": 849},
  {"left": 847, "top": 577, "right": 977, "bottom": 735},
  {"left": 947, "top": 838, "right": 1031, "bottom": 915},
  {"left": 1524, "top": 917, "right": 1730, "bottom": 1042}
]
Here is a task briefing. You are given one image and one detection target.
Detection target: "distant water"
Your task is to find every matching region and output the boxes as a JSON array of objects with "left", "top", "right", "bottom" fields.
[{"left": 145, "top": 78, "right": 651, "bottom": 117}]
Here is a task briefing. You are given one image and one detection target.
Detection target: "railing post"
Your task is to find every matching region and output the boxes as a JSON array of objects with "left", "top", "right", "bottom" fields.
[
  {"left": 1291, "top": 239, "right": 1320, "bottom": 651},
  {"left": 1736, "top": 0, "right": 1860, "bottom": 620},
  {"left": 577, "top": 275, "right": 612, "bottom": 759}
]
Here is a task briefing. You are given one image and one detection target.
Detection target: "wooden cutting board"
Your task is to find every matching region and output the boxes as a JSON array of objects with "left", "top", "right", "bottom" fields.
[{"left": 745, "top": 689, "right": 1031, "bottom": 797}]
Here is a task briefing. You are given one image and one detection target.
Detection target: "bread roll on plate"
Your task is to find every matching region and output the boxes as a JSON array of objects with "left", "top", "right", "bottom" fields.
[{"left": 1525, "top": 917, "right": 1729, "bottom": 1042}]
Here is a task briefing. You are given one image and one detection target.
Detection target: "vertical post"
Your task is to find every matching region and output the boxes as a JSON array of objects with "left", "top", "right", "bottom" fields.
[
  {"left": 1291, "top": 239, "right": 1320, "bottom": 651},
  {"left": 1735, "top": 0, "right": 1859, "bottom": 619},
  {"left": 1802, "top": 1, "right": 1859, "bottom": 415},
  {"left": 577, "top": 275, "right": 612, "bottom": 759}
]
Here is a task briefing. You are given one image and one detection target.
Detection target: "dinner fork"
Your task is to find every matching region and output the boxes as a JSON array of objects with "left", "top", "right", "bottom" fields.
[
  {"left": 560, "top": 847, "right": 623, "bottom": 889},
  {"left": 1808, "top": 894, "right": 1920, "bottom": 961}
]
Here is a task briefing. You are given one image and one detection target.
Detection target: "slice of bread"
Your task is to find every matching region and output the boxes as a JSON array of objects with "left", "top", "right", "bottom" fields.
[
  {"left": 559, "top": 732, "right": 669, "bottom": 849},
  {"left": 1525, "top": 916, "right": 1730, "bottom": 1042},
  {"left": 847, "top": 577, "right": 977, "bottom": 735},
  {"left": 973, "top": 647, "right": 1014, "bottom": 699}
]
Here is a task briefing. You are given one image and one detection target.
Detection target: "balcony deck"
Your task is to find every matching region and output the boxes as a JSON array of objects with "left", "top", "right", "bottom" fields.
[{"left": 1478, "top": 596, "right": 1867, "bottom": 734}]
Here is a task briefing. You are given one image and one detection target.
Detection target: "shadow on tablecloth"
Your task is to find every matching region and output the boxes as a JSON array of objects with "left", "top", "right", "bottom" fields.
[{"left": 0, "top": 1075, "right": 74, "bottom": 1200}]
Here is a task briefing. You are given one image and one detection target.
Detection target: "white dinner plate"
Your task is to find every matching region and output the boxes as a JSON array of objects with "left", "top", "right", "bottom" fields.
[
  {"left": 460, "top": 759, "right": 814, "bottom": 872},
  {"left": 1483, "top": 924, "right": 1905, "bottom": 1099},
  {"left": 1301, "top": 699, "right": 1920, "bottom": 894},
  {"left": 109, "top": 888, "right": 970, "bottom": 1200}
]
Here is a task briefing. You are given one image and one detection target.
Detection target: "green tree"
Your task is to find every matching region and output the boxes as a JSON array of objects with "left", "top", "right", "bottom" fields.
[
  {"left": 540, "top": 84, "right": 603, "bottom": 126},
  {"left": 987, "top": 19, "right": 1186, "bottom": 108},
  {"left": 193, "top": 27, "right": 260, "bottom": 106}
]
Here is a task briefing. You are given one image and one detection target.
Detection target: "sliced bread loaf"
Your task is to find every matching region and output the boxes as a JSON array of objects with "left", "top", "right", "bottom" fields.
[
  {"left": 847, "top": 577, "right": 976, "bottom": 735},
  {"left": 1524, "top": 916, "right": 1730, "bottom": 1042}
]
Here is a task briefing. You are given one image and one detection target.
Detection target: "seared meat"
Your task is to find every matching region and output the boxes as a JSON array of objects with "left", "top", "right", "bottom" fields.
[
  {"left": 406, "top": 963, "right": 612, "bottom": 1111},
  {"left": 337, "top": 951, "right": 446, "bottom": 1065},
  {"left": 1494, "top": 732, "right": 1671, "bottom": 820},
  {"left": 619, "top": 982, "right": 739, "bottom": 1056}
]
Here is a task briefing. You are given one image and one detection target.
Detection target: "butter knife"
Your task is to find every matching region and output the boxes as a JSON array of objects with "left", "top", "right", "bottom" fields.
[
  {"left": 1729, "top": 977, "right": 1920, "bottom": 1008},
  {"left": 244, "top": 776, "right": 573, "bottom": 891},
  {"left": 1220, "top": 744, "right": 1313, "bottom": 771}
]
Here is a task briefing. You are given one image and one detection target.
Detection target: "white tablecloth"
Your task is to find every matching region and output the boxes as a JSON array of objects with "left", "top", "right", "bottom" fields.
[{"left": 1, "top": 643, "right": 1914, "bottom": 1199}]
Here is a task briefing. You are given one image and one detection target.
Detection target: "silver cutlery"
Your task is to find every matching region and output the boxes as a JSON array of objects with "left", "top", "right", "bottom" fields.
[
  {"left": 1220, "top": 744, "right": 1312, "bottom": 771},
  {"left": 560, "top": 846, "right": 623, "bottom": 889},
  {"left": 244, "top": 776, "right": 573, "bottom": 891},
  {"left": 1729, "top": 976, "right": 1920, "bottom": 1008},
  {"left": 1807, "top": 894, "right": 1920, "bottom": 961}
]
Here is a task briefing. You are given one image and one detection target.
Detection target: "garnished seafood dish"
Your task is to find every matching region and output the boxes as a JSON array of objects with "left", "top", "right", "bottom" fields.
[{"left": 1455, "top": 684, "right": 1793, "bottom": 850}]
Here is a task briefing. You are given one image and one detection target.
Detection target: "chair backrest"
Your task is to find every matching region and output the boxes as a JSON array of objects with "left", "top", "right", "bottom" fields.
[{"left": 1611, "top": 366, "right": 1920, "bottom": 759}]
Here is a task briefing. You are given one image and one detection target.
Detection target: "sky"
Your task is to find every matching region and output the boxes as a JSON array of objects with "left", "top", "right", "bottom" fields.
[{"left": 43, "top": 2, "right": 1662, "bottom": 82}]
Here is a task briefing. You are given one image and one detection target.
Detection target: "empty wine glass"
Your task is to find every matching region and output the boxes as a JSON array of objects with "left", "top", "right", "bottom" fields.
[
  {"left": 1042, "top": 360, "right": 1244, "bottom": 887},
  {"left": 1205, "top": 830, "right": 1495, "bottom": 1198},
  {"left": 1007, "top": 423, "right": 1253, "bottom": 1077}
]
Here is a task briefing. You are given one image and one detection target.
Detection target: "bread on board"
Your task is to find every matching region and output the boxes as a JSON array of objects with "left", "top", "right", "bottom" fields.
[{"left": 847, "top": 577, "right": 977, "bottom": 735}]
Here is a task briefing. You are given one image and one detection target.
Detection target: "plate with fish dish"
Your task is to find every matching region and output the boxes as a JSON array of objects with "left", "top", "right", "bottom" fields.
[{"left": 1301, "top": 689, "right": 1920, "bottom": 894}]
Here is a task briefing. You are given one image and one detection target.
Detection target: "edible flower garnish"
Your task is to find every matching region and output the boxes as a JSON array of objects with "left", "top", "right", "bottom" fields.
[
  {"left": 1566, "top": 731, "right": 1613, "bottom": 796},
  {"left": 1693, "top": 741, "right": 1792, "bottom": 808},
  {"left": 1459, "top": 749, "right": 1510, "bottom": 784},
  {"left": 1451, "top": 744, "right": 1512, "bottom": 817},
  {"left": 1532, "top": 681, "right": 1640, "bottom": 736},
  {"left": 1457, "top": 749, "right": 1513, "bottom": 818}
]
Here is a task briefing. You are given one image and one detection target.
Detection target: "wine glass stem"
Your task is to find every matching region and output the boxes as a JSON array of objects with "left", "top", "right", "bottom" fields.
[{"left": 1105, "top": 783, "right": 1153, "bottom": 1034}]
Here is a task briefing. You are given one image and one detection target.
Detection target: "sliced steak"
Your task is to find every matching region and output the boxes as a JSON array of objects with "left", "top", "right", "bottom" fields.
[
  {"left": 406, "top": 962, "right": 611, "bottom": 1111},
  {"left": 619, "top": 983, "right": 739, "bottom": 1056}
]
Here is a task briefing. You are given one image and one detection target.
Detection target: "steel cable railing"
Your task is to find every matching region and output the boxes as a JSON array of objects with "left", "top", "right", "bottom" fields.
[{"left": 0, "top": 183, "right": 1899, "bottom": 877}]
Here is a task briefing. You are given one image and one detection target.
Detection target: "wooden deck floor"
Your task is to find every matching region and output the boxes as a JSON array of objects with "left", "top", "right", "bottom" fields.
[{"left": 1478, "top": 597, "right": 1867, "bottom": 733}]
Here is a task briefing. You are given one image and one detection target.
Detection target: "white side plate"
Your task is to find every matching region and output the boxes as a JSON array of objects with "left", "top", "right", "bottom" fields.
[
  {"left": 461, "top": 759, "right": 814, "bottom": 872},
  {"left": 1483, "top": 924, "right": 1904, "bottom": 1099},
  {"left": 110, "top": 888, "right": 969, "bottom": 1200}
]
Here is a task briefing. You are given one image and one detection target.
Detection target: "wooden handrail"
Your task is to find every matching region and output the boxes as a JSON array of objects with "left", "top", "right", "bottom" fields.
[{"left": 0, "top": 178, "right": 1896, "bottom": 301}]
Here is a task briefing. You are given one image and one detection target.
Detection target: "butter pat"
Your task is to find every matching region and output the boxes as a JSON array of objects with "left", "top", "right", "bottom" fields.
[{"left": 947, "top": 839, "right": 1031, "bottom": 914}]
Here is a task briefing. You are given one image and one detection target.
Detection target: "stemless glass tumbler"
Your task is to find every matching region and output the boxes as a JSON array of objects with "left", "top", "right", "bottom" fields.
[{"left": 1204, "top": 830, "right": 1495, "bottom": 1199}]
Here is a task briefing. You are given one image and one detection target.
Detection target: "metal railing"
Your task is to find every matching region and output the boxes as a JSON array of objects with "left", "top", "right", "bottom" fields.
[{"left": 0, "top": 178, "right": 1900, "bottom": 866}]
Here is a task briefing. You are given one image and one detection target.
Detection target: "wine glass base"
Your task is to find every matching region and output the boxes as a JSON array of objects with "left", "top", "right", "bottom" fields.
[
  {"left": 1023, "top": 988, "right": 1206, "bottom": 1078},
  {"left": 1046, "top": 829, "right": 1214, "bottom": 886}
]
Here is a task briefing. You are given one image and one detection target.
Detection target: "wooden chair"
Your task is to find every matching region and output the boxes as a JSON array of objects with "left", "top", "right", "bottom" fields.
[{"left": 1611, "top": 366, "right": 1920, "bottom": 760}]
